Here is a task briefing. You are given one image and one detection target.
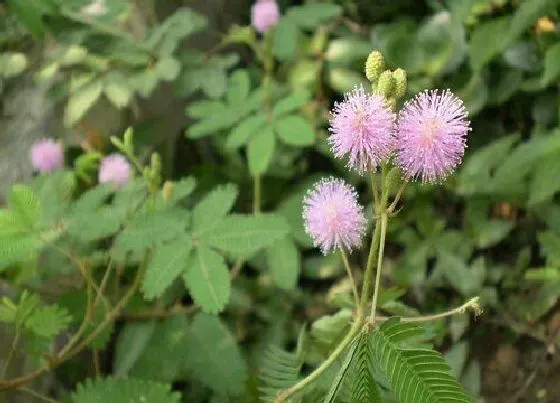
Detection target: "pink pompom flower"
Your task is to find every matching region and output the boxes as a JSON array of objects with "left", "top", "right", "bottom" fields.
[
  {"left": 98, "top": 154, "right": 132, "bottom": 188},
  {"left": 30, "top": 138, "right": 64, "bottom": 174},
  {"left": 251, "top": 0, "right": 280, "bottom": 34},
  {"left": 329, "top": 86, "right": 396, "bottom": 173},
  {"left": 303, "top": 178, "right": 365, "bottom": 255},
  {"left": 396, "top": 89, "right": 471, "bottom": 183}
]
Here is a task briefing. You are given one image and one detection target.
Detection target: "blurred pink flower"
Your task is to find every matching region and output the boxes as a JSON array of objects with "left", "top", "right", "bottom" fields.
[
  {"left": 303, "top": 178, "right": 365, "bottom": 255},
  {"left": 396, "top": 89, "right": 471, "bottom": 183},
  {"left": 329, "top": 86, "right": 396, "bottom": 173},
  {"left": 251, "top": 0, "right": 280, "bottom": 34},
  {"left": 98, "top": 154, "right": 131, "bottom": 187},
  {"left": 30, "top": 138, "right": 64, "bottom": 174}
]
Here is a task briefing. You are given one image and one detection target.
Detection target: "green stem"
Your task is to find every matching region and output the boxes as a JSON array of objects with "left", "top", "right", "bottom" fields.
[
  {"left": 17, "top": 387, "right": 60, "bottom": 403},
  {"left": 254, "top": 176, "right": 262, "bottom": 214},
  {"left": 339, "top": 248, "right": 360, "bottom": 313},
  {"left": 369, "top": 213, "right": 388, "bottom": 323},
  {"left": 361, "top": 216, "right": 380, "bottom": 310},
  {"left": 1, "top": 327, "right": 22, "bottom": 378},
  {"left": 276, "top": 318, "right": 363, "bottom": 402}
]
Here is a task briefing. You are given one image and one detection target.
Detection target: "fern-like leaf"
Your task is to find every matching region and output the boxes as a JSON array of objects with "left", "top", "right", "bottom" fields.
[
  {"left": 259, "top": 345, "right": 303, "bottom": 402},
  {"left": 371, "top": 318, "right": 472, "bottom": 403},
  {"left": 71, "top": 377, "right": 180, "bottom": 403},
  {"left": 349, "top": 332, "right": 380, "bottom": 403},
  {"left": 25, "top": 304, "right": 72, "bottom": 338}
]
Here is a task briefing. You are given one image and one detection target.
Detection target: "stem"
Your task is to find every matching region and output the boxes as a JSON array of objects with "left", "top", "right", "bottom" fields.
[
  {"left": 376, "top": 297, "right": 482, "bottom": 323},
  {"left": 93, "top": 258, "right": 113, "bottom": 308},
  {"left": 361, "top": 216, "right": 380, "bottom": 310},
  {"left": 276, "top": 318, "right": 363, "bottom": 402},
  {"left": 253, "top": 176, "right": 262, "bottom": 214},
  {"left": 17, "top": 387, "right": 60, "bottom": 403},
  {"left": 370, "top": 172, "right": 379, "bottom": 206},
  {"left": 369, "top": 213, "right": 388, "bottom": 323},
  {"left": 339, "top": 248, "right": 360, "bottom": 313},
  {"left": 1, "top": 327, "right": 22, "bottom": 378},
  {"left": 387, "top": 182, "right": 407, "bottom": 213}
]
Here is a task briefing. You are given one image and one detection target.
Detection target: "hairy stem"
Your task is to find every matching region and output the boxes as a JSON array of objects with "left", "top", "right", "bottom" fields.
[
  {"left": 369, "top": 213, "right": 388, "bottom": 323},
  {"left": 380, "top": 297, "right": 482, "bottom": 323},
  {"left": 339, "top": 248, "right": 360, "bottom": 313},
  {"left": 387, "top": 181, "right": 408, "bottom": 213},
  {"left": 276, "top": 318, "right": 363, "bottom": 402}
]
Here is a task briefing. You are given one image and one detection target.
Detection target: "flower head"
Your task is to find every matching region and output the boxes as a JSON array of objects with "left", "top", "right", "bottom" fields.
[
  {"left": 396, "top": 89, "right": 471, "bottom": 183},
  {"left": 30, "top": 138, "right": 64, "bottom": 174},
  {"left": 98, "top": 154, "right": 131, "bottom": 188},
  {"left": 303, "top": 178, "right": 365, "bottom": 255},
  {"left": 329, "top": 86, "right": 396, "bottom": 173},
  {"left": 251, "top": 0, "right": 280, "bottom": 34}
]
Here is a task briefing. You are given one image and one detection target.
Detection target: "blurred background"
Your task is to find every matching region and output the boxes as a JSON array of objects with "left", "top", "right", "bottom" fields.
[{"left": 1, "top": 0, "right": 560, "bottom": 402}]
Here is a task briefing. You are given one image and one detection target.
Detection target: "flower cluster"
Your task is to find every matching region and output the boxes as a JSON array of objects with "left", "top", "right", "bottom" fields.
[
  {"left": 30, "top": 138, "right": 64, "bottom": 174},
  {"left": 98, "top": 154, "right": 132, "bottom": 188},
  {"left": 251, "top": 0, "right": 280, "bottom": 34}
]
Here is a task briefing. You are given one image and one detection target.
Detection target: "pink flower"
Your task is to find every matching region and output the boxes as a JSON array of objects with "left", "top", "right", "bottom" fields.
[
  {"left": 251, "top": 0, "right": 280, "bottom": 34},
  {"left": 98, "top": 154, "right": 131, "bottom": 187},
  {"left": 329, "top": 86, "right": 396, "bottom": 173},
  {"left": 396, "top": 89, "right": 471, "bottom": 183},
  {"left": 303, "top": 178, "right": 365, "bottom": 255},
  {"left": 30, "top": 138, "right": 64, "bottom": 174}
]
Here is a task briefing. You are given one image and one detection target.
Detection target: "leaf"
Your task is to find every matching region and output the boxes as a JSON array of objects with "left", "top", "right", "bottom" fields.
[
  {"left": 0, "top": 233, "right": 42, "bottom": 272},
  {"left": 349, "top": 333, "right": 381, "bottom": 403},
  {"left": 72, "top": 377, "right": 180, "bottom": 403},
  {"left": 227, "top": 70, "right": 251, "bottom": 105},
  {"left": 273, "top": 19, "right": 299, "bottom": 61},
  {"left": 128, "top": 316, "right": 189, "bottom": 382},
  {"left": 0, "top": 52, "right": 28, "bottom": 78},
  {"left": 184, "top": 246, "right": 230, "bottom": 314},
  {"left": 286, "top": 4, "right": 343, "bottom": 29},
  {"left": 507, "top": 0, "right": 560, "bottom": 43},
  {"left": 64, "top": 79, "right": 103, "bottom": 127},
  {"left": 275, "top": 115, "right": 315, "bottom": 147},
  {"left": 247, "top": 127, "right": 276, "bottom": 176},
  {"left": 474, "top": 220, "right": 513, "bottom": 248},
  {"left": 141, "top": 237, "right": 193, "bottom": 300},
  {"left": 163, "top": 177, "right": 196, "bottom": 206},
  {"left": 311, "top": 309, "right": 352, "bottom": 350},
  {"left": 67, "top": 207, "right": 122, "bottom": 242},
  {"left": 7, "top": 185, "right": 41, "bottom": 228},
  {"left": 24, "top": 304, "right": 72, "bottom": 338},
  {"left": 371, "top": 318, "right": 471, "bottom": 403},
  {"left": 114, "top": 210, "right": 187, "bottom": 252},
  {"left": 226, "top": 114, "right": 268, "bottom": 149},
  {"left": 156, "top": 58, "right": 181, "bottom": 81},
  {"left": 184, "top": 313, "right": 248, "bottom": 396},
  {"left": 541, "top": 43, "right": 560, "bottom": 86},
  {"left": 273, "top": 91, "right": 311, "bottom": 117},
  {"left": 104, "top": 73, "right": 132, "bottom": 108},
  {"left": 266, "top": 237, "right": 300, "bottom": 290},
  {"left": 323, "top": 339, "right": 359, "bottom": 403},
  {"left": 468, "top": 16, "right": 510, "bottom": 72},
  {"left": 199, "top": 214, "right": 290, "bottom": 255},
  {"left": 6, "top": 0, "right": 45, "bottom": 38},
  {"left": 114, "top": 321, "right": 156, "bottom": 377},
  {"left": 193, "top": 184, "right": 238, "bottom": 233},
  {"left": 259, "top": 345, "right": 303, "bottom": 402},
  {"left": 70, "top": 184, "right": 114, "bottom": 215}
]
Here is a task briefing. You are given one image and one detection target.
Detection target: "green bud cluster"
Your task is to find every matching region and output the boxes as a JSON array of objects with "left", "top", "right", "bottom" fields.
[{"left": 364, "top": 50, "right": 408, "bottom": 105}]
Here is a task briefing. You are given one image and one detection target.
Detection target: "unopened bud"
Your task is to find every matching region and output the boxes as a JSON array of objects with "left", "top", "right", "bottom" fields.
[
  {"left": 376, "top": 71, "right": 394, "bottom": 98},
  {"left": 392, "top": 68, "right": 407, "bottom": 99},
  {"left": 123, "top": 127, "right": 134, "bottom": 153},
  {"left": 365, "top": 51, "right": 385, "bottom": 83},
  {"left": 386, "top": 97, "right": 397, "bottom": 112},
  {"left": 150, "top": 152, "right": 162, "bottom": 175},
  {"left": 162, "top": 181, "right": 174, "bottom": 202}
]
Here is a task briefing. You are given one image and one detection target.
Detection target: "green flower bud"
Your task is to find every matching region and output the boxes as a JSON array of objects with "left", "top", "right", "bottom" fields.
[
  {"left": 162, "top": 181, "right": 174, "bottom": 202},
  {"left": 365, "top": 51, "right": 385, "bottom": 83},
  {"left": 392, "top": 68, "right": 407, "bottom": 99},
  {"left": 376, "top": 70, "right": 394, "bottom": 98}
]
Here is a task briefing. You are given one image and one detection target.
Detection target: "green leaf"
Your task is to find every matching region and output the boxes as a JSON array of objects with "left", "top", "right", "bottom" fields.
[
  {"left": 193, "top": 184, "right": 238, "bottom": 233},
  {"left": 6, "top": 0, "right": 45, "bottom": 38},
  {"left": 64, "top": 79, "right": 103, "bottom": 127},
  {"left": 226, "top": 114, "right": 268, "bottom": 149},
  {"left": 141, "top": 237, "right": 193, "bottom": 300},
  {"left": 183, "top": 246, "right": 230, "bottom": 314},
  {"left": 156, "top": 58, "right": 181, "bottom": 82},
  {"left": 72, "top": 377, "right": 180, "bottom": 403},
  {"left": 128, "top": 316, "right": 189, "bottom": 382},
  {"left": 371, "top": 318, "right": 471, "bottom": 403},
  {"left": 0, "top": 233, "right": 42, "bottom": 271},
  {"left": 286, "top": 4, "right": 343, "bottom": 29},
  {"left": 163, "top": 177, "right": 196, "bottom": 206},
  {"left": 70, "top": 184, "right": 114, "bottom": 215},
  {"left": 468, "top": 16, "right": 510, "bottom": 72},
  {"left": 311, "top": 309, "right": 352, "bottom": 350},
  {"left": 275, "top": 115, "right": 315, "bottom": 147},
  {"left": 247, "top": 127, "right": 276, "bottom": 176},
  {"left": 227, "top": 70, "right": 250, "bottom": 105},
  {"left": 24, "top": 304, "right": 72, "bottom": 338},
  {"left": 67, "top": 207, "right": 122, "bottom": 242},
  {"left": 114, "top": 321, "right": 156, "bottom": 377},
  {"left": 184, "top": 313, "right": 248, "bottom": 396},
  {"left": 273, "top": 91, "right": 311, "bottom": 117},
  {"left": 323, "top": 339, "right": 359, "bottom": 403},
  {"left": 541, "top": 43, "right": 560, "bottom": 86},
  {"left": 0, "top": 52, "right": 28, "bottom": 78},
  {"left": 507, "top": 0, "right": 560, "bottom": 43},
  {"left": 114, "top": 210, "right": 187, "bottom": 252},
  {"left": 349, "top": 333, "right": 381, "bottom": 403},
  {"left": 7, "top": 185, "right": 41, "bottom": 228},
  {"left": 199, "top": 214, "right": 290, "bottom": 255},
  {"left": 273, "top": 19, "right": 299, "bottom": 61},
  {"left": 474, "top": 220, "right": 513, "bottom": 248},
  {"left": 104, "top": 73, "right": 132, "bottom": 108},
  {"left": 259, "top": 345, "right": 303, "bottom": 402},
  {"left": 266, "top": 237, "right": 300, "bottom": 290}
]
